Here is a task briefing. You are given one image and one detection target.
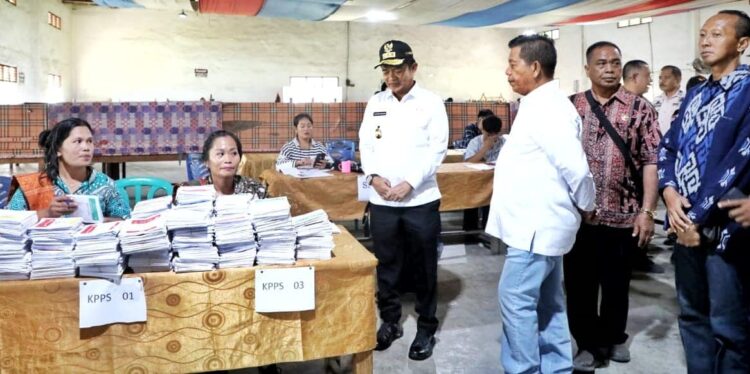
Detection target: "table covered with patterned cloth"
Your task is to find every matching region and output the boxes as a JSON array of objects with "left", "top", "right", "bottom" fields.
[
  {"left": 257, "top": 163, "right": 494, "bottom": 221},
  {"left": 0, "top": 228, "right": 377, "bottom": 373},
  {"left": 239, "top": 153, "right": 280, "bottom": 180}
]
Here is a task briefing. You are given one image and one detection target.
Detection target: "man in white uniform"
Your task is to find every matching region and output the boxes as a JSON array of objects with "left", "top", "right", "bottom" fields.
[
  {"left": 486, "top": 34, "right": 596, "bottom": 373},
  {"left": 359, "top": 40, "right": 448, "bottom": 361},
  {"left": 653, "top": 65, "right": 685, "bottom": 135}
]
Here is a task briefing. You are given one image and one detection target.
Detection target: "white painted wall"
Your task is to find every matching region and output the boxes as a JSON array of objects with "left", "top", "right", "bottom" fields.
[
  {"left": 69, "top": 7, "right": 514, "bottom": 103},
  {"left": 549, "top": 0, "right": 750, "bottom": 100},
  {"left": 0, "top": 0, "right": 72, "bottom": 104},
  {"left": 1, "top": 1, "right": 749, "bottom": 104}
]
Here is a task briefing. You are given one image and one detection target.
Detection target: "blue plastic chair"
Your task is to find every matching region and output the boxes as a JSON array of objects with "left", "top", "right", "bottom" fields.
[
  {"left": 0, "top": 176, "right": 11, "bottom": 209},
  {"left": 327, "top": 140, "right": 356, "bottom": 162},
  {"left": 115, "top": 177, "right": 174, "bottom": 209},
  {"left": 186, "top": 153, "right": 210, "bottom": 182}
]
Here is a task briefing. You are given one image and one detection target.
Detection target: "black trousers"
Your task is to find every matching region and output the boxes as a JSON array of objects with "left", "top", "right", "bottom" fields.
[
  {"left": 462, "top": 205, "right": 490, "bottom": 231},
  {"left": 370, "top": 199, "right": 441, "bottom": 334},
  {"left": 564, "top": 223, "right": 636, "bottom": 351}
]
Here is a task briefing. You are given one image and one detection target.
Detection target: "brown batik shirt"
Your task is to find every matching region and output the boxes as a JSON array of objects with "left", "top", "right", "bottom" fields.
[{"left": 570, "top": 86, "right": 661, "bottom": 228}]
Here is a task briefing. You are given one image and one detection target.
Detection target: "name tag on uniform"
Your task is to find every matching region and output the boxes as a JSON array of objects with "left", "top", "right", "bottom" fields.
[{"left": 373, "top": 111, "right": 387, "bottom": 116}]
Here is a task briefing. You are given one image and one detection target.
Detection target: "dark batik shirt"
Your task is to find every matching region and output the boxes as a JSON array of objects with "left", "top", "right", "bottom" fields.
[
  {"left": 658, "top": 65, "right": 750, "bottom": 252},
  {"left": 571, "top": 86, "right": 661, "bottom": 228}
]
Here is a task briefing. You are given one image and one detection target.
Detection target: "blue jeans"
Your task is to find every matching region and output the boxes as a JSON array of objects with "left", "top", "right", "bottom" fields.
[
  {"left": 499, "top": 248, "right": 573, "bottom": 374},
  {"left": 673, "top": 243, "right": 750, "bottom": 373}
]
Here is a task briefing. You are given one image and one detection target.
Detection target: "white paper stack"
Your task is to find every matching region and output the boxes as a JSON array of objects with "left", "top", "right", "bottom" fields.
[
  {"left": 169, "top": 185, "right": 217, "bottom": 272},
  {"left": 128, "top": 251, "right": 172, "bottom": 273},
  {"left": 250, "top": 197, "right": 297, "bottom": 265},
  {"left": 292, "top": 209, "right": 334, "bottom": 260},
  {"left": 28, "top": 217, "right": 83, "bottom": 279},
  {"left": 174, "top": 185, "right": 215, "bottom": 210},
  {"left": 131, "top": 196, "right": 173, "bottom": 219},
  {"left": 119, "top": 214, "right": 171, "bottom": 273},
  {"left": 74, "top": 221, "right": 125, "bottom": 280},
  {"left": 0, "top": 210, "right": 37, "bottom": 280},
  {"left": 214, "top": 194, "right": 257, "bottom": 269}
]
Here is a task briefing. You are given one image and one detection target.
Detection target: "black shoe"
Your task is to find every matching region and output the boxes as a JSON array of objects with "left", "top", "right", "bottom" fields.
[
  {"left": 408, "top": 330, "right": 436, "bottom": 361},
  {"left": 374, "top": 322, "right": 403, "bottom": 351},
  {"left": 258, "top": 364, "right": 281, "bottom": 374}
]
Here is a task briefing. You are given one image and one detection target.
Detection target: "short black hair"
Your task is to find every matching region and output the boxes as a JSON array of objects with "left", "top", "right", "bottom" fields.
[
  {"left": 481, "top": 115, "right": 502, "bottom": 134},
  {"left": 686, "top": 75, "right": 707, "bottom": 91},
  {"left": 39, "top": 118, "right": 94, "bottom": 181},
  {"left": 623, "top": 60, "right": 649, "bottom": 81},
  {"left": 718, "top": 10, "right": 750, "bottom": 39},
  {"left": 477, "top": 109, "right": 494, "bottom": 119},
  {"left": 293, "top": 113, "right": 313, "bottom": 127},
  {"left": 507, "top": 34, "right": 557, "bottom": 78},
  {"left": 661, "top": 65, "right": 682, "bottom": 80},
  {"left": 585, "top": 41, "right": 622, "bottom": 63},
  {"left": 201, "top": 130, "right": 243, "bottom": 162}
]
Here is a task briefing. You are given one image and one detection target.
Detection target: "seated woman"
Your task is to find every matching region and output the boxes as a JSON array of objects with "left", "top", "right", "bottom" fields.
[
  {"left": 187, "top": 130, "right": 277, "bottom": 374},
  {"left": 187, "top": 130, "right": 266, "bottom": 198},
  {"left": 7, "top": 118, "right": 130, "bottom": 221},
  {"left": 276, "top": 113, "right": 332, "bottom": 169}
]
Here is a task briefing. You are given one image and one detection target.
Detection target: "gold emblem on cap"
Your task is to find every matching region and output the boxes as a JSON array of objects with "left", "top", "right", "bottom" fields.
[{"left": 383, "top": 42, "right": 393, "bottom": 53}]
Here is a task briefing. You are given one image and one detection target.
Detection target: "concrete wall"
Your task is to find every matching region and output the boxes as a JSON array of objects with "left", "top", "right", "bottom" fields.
[
  {"left": 1, "top": 1, "right": 749, "bottom": 104},
  {"left": 548, "top": 0, "right": 750, "bottom": 100},
  {"left": 0, "top": 0, "right": 72, "bottom": 104},
  {"left": 69, "top": 7, "right": 514, "bottom": 103}
]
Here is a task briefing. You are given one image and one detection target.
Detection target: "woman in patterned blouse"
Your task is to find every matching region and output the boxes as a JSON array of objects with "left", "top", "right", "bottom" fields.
[
  {"left": 187, "top": 130, "right": 266, "bottom": 199},
  {"left": 7, "top": 118, "right": 131, "bottom": 220}
]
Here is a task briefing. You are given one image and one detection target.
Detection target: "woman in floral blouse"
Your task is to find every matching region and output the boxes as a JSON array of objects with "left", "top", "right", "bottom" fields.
[
  {"left": 187, "top": 130, "right": 266, "bottom": 199},
  {"left": 8, "top": 118, "right": 130, "bottom": 221}
]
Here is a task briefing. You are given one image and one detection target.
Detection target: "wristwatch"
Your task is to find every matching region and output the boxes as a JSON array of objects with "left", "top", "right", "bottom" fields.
[
  {"left": 366, "top": 174, "right": 379, "bottom": 185},
  {"left": 640, "top": 209, "right": 656, "bottom": 220}
]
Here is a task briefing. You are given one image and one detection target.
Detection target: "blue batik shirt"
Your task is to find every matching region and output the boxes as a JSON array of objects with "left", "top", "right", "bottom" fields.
[
  {"left": 658, "top": 64, "right": 750, "bottom": 252},
  {"left": 8, "top": 168, "right": 131, "bottom": 219}
]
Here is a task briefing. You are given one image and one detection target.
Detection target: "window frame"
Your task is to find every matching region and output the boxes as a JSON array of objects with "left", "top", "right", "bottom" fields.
[
  {"left": 0, "top": 64, "right": 18, "bottom": 83},
  {"left": 48, "top": 12, "right": 62, "bottom": 30},
  {"left": 617, "top": 16, "right": 652, "bottom": 28}
]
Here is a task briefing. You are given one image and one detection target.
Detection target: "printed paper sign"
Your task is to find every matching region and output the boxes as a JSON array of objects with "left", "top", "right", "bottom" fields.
[
  {"left": 79, "top": 277, "right": 147, "bottom": 328},
  {"left": 255, "top": 266, "right": 315, "bottom": 313},
  {"left": 357, "top": 175, "right": 371, "bottom": 202}
]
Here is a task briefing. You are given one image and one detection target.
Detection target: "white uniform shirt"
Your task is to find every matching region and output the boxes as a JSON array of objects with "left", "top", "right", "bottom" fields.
[
  {"left": 485, "top": 81, "right": 595, "bottom": 256},
  {"left": 359, "top": 83, "right": 448, "bottom": 207},
  {"left": 653, "top": 89, "right": 685, "bottom": 135}
]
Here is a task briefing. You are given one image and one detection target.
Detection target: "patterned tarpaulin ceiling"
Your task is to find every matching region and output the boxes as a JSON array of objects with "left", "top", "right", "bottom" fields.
[{"left": 93, "top": 0, "right": 736, "bottom": 27}]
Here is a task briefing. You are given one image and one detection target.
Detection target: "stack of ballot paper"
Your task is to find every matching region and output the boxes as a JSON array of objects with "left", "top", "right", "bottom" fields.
[
  {"left": 131, "top": 196, "right": 173, "bottom": 219},
  {"left": 214, "top": 194, "right": 257, "bottom": 269},
  {"left": 28, "top": 217, "right": 83, "bottom": 279},
  {"left": 0, "top": 210, "right": 37, "bottom": 280},
  {"left": 292, "top": 209, "right": 334, "bottom": 260},
  {"left": 169, "top": 185, "right": 217, "bottom": 272},
  {"left": 119, "top": 214, "right": 171, "bottom": 273},
  {"left": 250, "top": 197, "right": 297, "bottom": 265},
  {"left": 74, "top": 221, "right": 125, "bottom": 280}
]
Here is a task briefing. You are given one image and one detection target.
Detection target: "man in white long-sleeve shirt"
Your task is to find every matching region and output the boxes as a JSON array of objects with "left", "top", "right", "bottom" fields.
[
  {"left": 358, "top": 40, "right": 448, "bottom": 361},
  {"left": 486, "top": 34, "right": 596, "bottom": 373}
]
